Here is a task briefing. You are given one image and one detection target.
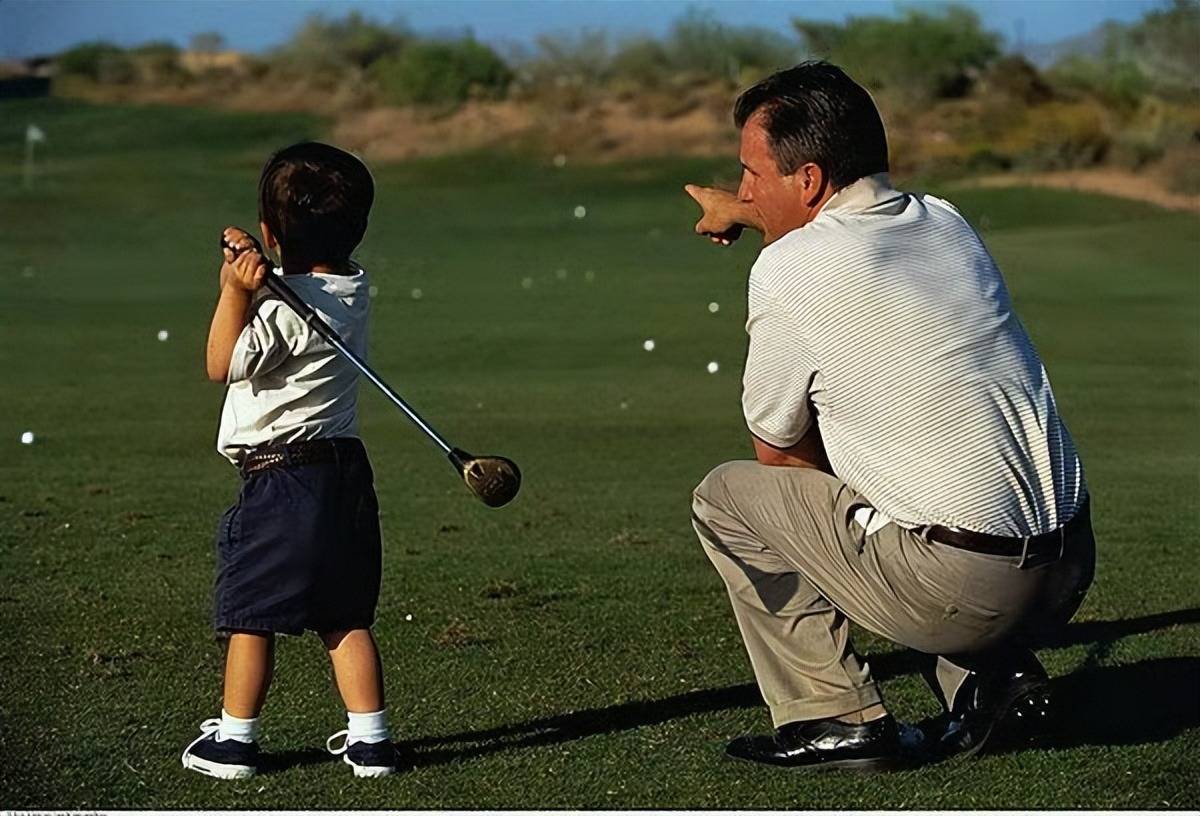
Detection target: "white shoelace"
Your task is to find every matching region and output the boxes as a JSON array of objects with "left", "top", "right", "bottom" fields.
[
  {"left": 181, "top": 718, "right": 222, "bottom": 767},
  {"left": 325, "top": 729, "right": 350, "bottom": 756}
]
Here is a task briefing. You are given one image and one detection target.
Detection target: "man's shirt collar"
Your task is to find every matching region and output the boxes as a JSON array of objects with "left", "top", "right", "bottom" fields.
[{"left": 820, "top": 173, "right": 903, "bottom": 216}]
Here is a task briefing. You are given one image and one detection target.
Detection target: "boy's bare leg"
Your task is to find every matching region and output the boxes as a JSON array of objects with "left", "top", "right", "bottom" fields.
[
  {"left": 222, "top": 632, "right": 275, "bottom": 718},
  {"left": 321, "top": 628, "right": 385, "bottom": 712}
]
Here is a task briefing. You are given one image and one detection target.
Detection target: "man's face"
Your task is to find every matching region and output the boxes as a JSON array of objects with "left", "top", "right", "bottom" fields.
[{"left": 737, "top": 111, "right": 825, "bottom": 242}]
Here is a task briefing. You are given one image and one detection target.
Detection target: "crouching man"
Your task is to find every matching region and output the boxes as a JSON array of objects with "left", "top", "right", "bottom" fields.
[{"left": 685, "top": 61, "right": 1094, "bottom": 771}]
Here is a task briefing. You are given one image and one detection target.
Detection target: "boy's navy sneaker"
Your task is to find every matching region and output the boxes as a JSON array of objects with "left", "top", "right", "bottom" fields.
[
  {"left": 181, "top": 718, "right": 259, "bottom": 779},
  {"left": 326, "top": 729, "right": 398, "bottom": 778}
]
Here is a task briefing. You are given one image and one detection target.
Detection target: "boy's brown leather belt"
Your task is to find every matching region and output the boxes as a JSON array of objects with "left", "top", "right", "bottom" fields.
[
  {"left": 240, "top": 439, "right": 354, "bottom": 476},
  {"left": 921, "top": 499, "right": 1088, "bottom": 559}
]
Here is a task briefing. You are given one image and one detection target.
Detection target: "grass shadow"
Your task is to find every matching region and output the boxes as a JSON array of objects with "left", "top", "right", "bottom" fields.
[
  {"left": 401, "top": 607, "right": 1200, "bottom": 768},
  {"left": 1050, "top": 656, "right": 1200, "bottom": 748}
]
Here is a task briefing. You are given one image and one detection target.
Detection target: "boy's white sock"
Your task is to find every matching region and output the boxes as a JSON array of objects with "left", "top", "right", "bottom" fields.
[
  {"left": 346, "top": 709, "right": 389, "bottom": 745},
  {"left": 218, "top": 709, "right": 260, "bottom": 744}
]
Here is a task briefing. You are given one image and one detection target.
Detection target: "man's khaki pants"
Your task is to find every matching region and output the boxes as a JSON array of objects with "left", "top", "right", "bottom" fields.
[{"left": 692, "top": 461, "right": 1095, "bottom": 727}]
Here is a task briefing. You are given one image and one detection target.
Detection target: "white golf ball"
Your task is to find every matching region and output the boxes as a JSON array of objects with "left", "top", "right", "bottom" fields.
[
  {"left": 643, "top": 339, "right": 656, "bottom": 352},
  {"left": 404, "top": 613, "right": 413, "bottom": 622},
  {"left": 707, "top": 361, "right": 720, "bottom": 374},
  {"left": 573, "top": 205, "right": 587, "bottom": 219},
  {"left": 156, "top": 329, "right": 170, "bottom": 342},
  {"left": 521, "top": 277, "right": 534, "bottom": 290},
  {"left": 708, "top": 302, "right": 720, "bottom": 314},
  {"left": 553, "top": 153, "right": 567, "bottom": 168},
  {"left": 410, "top": 287, "right": 423, "bottom": 300},
  {"left": 20, "top": 431, "right": 34, "bottom": 445}
]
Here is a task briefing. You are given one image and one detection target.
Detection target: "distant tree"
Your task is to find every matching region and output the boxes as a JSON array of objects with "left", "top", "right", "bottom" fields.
[
  {"left": 130, "top": 40, "right": 186, "bottom": 83},
  {"left": 794, "top": 6, "right": 1001, "bottom": 99},
  {"left": 1126, "top": 0, "right": 1199, "bottom": 97},
  {"left": 1048, "top": 0, "right": 1198, "bottom": 106},
  {"left": 190, "top": 32, "right": 225, "bottom": 54},
  {"left": 610, "top": 37, "right": 673, "bottom": 87},
  {"left": 521, "top": 30, "right": 613, "bottom": 88},
  {"left": 666, "top": 9, "right": 799, "bottom": 84},
  {"left": 274, "top": 12, "right": 409, "bottom": 76}
]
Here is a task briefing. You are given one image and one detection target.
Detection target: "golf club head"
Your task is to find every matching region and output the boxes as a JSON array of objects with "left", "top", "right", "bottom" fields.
[{"left": 449, "top": 448, "right": 521, "bottom": 508}]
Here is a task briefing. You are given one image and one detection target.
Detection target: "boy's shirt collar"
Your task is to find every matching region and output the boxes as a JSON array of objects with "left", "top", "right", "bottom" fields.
[{"left": 267, "top": 263, "right": 367, "bottom": 298}]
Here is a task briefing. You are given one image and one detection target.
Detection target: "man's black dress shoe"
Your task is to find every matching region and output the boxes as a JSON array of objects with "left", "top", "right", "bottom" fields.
[
  {"left": 725, "top": 715, "right": 923, "bottom": 771},
  {"left": 938, "top": 651, "right": 1053, "bottom": 758}
]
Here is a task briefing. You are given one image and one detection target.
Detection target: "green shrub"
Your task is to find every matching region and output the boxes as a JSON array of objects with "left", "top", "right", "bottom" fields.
[
  {"left": 372, "top": 39, "right": 512, "bottom": 106},
  {"left": 610, "top": 38, "right": 672, "bottom": 88},
  {"left": 794, "top": 6, "right": 1000, "bottom": 100},
  {"left": 56, "top": 42, "right": 136, "bottom": 84},
  {"left": 1048, "top": 48, "right": 1149, "bottom": 111}
]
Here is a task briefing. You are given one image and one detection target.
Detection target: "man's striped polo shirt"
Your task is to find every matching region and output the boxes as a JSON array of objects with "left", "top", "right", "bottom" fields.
[{"left": 741, "top": 173, "right": 1085, "bottom": 537}]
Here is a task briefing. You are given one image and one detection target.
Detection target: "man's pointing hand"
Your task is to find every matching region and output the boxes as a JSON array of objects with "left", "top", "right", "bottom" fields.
[{"left": 684, "top": 184, "right": 746, "bottom": 246}]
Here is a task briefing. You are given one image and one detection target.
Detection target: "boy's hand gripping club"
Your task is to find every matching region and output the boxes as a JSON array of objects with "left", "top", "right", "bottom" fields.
[{"left": 220, "top": 234, "right": 521, "bottom": 508}]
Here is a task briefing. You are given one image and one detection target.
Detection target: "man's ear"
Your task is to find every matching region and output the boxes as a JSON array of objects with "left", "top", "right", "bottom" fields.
[{"left": 800, "top": 163, "right": 827, "bottom": 206}]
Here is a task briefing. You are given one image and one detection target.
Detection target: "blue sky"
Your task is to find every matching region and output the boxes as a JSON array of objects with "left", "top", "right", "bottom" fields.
[{"left": 0, "top": 0, "right": 1165, "bottom": 60}]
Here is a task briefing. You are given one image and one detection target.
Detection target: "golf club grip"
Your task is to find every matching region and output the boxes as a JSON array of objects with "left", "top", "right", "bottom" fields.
[{"left": 262, "top": 274, "right": 339, "bottom": 346}]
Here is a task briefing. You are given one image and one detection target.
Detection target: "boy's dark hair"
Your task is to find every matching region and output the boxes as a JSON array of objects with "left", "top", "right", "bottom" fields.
[
  {"left": 258, "top": 142, "right": 374, "bottom": 265},
  {"left": 733, "top": 61, "right": 889, "bottom": 189}
]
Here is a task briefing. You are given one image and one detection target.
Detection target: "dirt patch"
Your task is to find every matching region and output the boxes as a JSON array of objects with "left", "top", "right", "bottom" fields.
[
  {"left": 331, "top": 95, "right": 735, "bottom": 163},
  {"left": 480, "top": 579, "right": 521, "bottom": 599},
  {"left": 433, "top": 619, "right": 486, "bottom": 648},
  {"left": 970, "top": 169, "right": 1200, "bottom": 214},
  {"left": 333, "top": 101, "right": 535, "bottom": 160}
]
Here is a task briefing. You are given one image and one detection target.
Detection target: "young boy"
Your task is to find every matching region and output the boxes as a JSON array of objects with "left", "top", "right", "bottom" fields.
[{"left": 182, "top": 142, "right": 396, "bottom": 779}]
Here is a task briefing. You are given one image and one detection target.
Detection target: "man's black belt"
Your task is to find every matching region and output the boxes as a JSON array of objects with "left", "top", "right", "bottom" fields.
[
  {"left": 922, "top": 499, "right": 1088, "bottom": 559},
  {"left": 240, "top": 438, "right": 356, "bottom": 477}
]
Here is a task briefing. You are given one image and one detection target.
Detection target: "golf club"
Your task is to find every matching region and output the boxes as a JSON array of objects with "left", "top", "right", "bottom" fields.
[{"left": 220, "top": 234, "right": 521, "bottom": 508}]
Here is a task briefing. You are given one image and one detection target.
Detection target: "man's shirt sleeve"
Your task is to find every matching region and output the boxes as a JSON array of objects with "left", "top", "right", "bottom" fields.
[
  {"left": 227, "top": 297, "right": 309, "bottom": 384},
  {"left": 741, "top": 265, "right": 818, "bottom": 448}
]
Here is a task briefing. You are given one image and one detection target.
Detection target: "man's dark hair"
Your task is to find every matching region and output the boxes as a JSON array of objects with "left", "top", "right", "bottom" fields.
[
  {"left": 258, "top": 142, "right": 374, "bottom": 265},
  {"left": 733, "top": 61, "right": 889, "bottom": 189}
]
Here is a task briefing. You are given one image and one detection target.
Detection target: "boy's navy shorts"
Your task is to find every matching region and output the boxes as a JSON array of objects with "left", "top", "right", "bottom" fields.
[{"left": 213, "top": 437, "right": 381, "bottom": 636}]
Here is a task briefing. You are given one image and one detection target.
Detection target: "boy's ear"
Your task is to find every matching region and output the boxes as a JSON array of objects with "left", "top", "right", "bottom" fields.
[{"left": 260, "top": 221, "right": 278, "bottom": 251}]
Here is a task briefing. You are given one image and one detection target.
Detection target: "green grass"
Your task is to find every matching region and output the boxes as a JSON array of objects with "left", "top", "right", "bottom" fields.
[{"left": 1, "top": 98, "right": 1198, "bottom": 809}]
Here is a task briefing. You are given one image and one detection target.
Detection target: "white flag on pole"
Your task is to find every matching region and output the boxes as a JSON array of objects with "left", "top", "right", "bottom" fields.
[{"left": 26, "top": 124, "right": 45, "bottom": 143}]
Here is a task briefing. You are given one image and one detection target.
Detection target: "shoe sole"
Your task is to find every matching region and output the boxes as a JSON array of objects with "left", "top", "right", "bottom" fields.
[
  {"left": 183, "top": 754, "right": 255, "bottom": 780},
  {"left": 344, "top": 755, "right": 396, "bottom": 778},
  {"left": 725, "top": 751, "right": 916, "bottom": 773},
  {"left": 960, "top": 677, "right": 1053, "bottom": 759}
]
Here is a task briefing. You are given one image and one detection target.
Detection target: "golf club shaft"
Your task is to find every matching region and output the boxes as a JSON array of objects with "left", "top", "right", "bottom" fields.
[{"left": 262, "top": 273, "right": 454, "bottom": 456}]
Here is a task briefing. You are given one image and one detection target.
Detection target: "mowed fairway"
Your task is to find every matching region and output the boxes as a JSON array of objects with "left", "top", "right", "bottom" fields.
[{"left": 1, "top": 99, "right": 1197, "bottom": 809}]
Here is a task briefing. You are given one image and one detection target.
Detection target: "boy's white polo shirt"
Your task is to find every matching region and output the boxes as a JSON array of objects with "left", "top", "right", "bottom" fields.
[{"left": 217, "top": 265, "right": 370, "bottom": 466}]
